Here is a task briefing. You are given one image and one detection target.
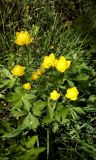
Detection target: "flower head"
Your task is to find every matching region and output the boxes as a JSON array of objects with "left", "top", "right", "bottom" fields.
[
  {"left": 66, "top": 87, "right": 79, "bottom": 100},
  {"left": 66, "top": 60, "right": 71, "bottom": 69},
  {"left": 49, "top": 53, "right": 57, "bottom": 67},
  {"left": 50, "top": 90, "right": 60, "bottom": 101},
  {"left": 15, "top": 31, "right": 32, "bottom": 45},
  {"left": 11, "top": 65, "right": 25, "bottom": 76},
  {"left": 31, "top": 67, "right": 45, "bottom": 81},
  {"left": 41, "top": 53, "right": 57, "bottom": 69},
  {"left": 55, "top": 56, "right": 67, "bottom": 73},
  {"left": 23, "top": 82, "right": 31, "bottom": 90},
  {"left": 36, "top": 67, "right": 45, "bottom": 76},
  {"left": 31, "top": 72, "right": 40, "bottom": 80}
]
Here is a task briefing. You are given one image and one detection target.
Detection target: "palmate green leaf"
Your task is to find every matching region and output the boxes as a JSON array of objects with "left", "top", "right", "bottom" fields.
[
  {"left": 32, "top": 100, "right": 46, "bottom": 116},
  {"left": 27, "top": 147, "right": 46, "bottom": 156},
  {"left": 13, "top": 99, "right": 23, "bottom": 108},
  {"left": 55, "top": 103, "right": 69, "bottom": 123},
  {"left": 67, "top": 80, "right": 74, "bottom": 87},
  {"left": 6, "top": 86, "right": 24, "bottom": 103},
  {"left": 15, "top": 154, "right": 32, "bottom": 160},
  {"left": 2, "top": 126, "right": 23, "bottom": 138},
  {"left": 7, "top": 143, "right": 25, "bottom": 156},
  {"left": 11, "top": 107, "right": 27, "bottom": 118},
  {"left": 33, "top": 100, "right": 47, "bottom": 110},
  {"left": 52, "top": 123, "right": 59, "bottom": 133},
  {"left": 73, "top": 107, "right": 85, "bottom": 114},
  {"left": 89, "top": 95, "right": 96, "bottom": 102},
  {"left": 80, "top": 62, "right": 89, "bottom": 69},
  {"left": 2, "top": 68, "right": 13, "bottom": 79},
  {"left": 26, "top": 136, "right": 37, "bottom": 148},
  {"left": 6, "top": 92, "right": 23, "bottom": 108},
  {"left": 71, "top": 61, "right": 89, "bottom": 74},
  {"left": 21, "top": 113, "right": 39, "bottom": 130},
  {"left": 6, "top": 87, "right": 35, "bottom": 111},
  {"left": 22, "top": 93, "right": 36, "bottom": 112},
  {"left": 3, "top": 113, "right": 39, "bottom": 138},
  {"left": 0, "top": 121, "right": 12, "bottom": 134},
  {"left": 23, "top": 93, "right": 36, "bottom": 100},
  {"left": 42, "top": 115, "right": 52, "bottom": 124},
  {"left": 0, "top": 94, "right": 5, "bottom": 99},
  {"left": 55, "top": 108, "right": 69, "bottom": 124},
  {"left": 0, "top": 79, "right": 10, "bottom": 88},
  {"left": 14, "top": 86, "right": 24, "bottom": 95},
  {"left": 61, "top": 108, "right": 69, "bottom": 121},
  {"left": 75, "top": 74, "right": 89, "bottom": 81},
  {"left": 22, "top": 98, "right": 32, "bottom": 112},
  {"left": 7, "top": 77, "right": 16, "bottom": 88},
  {"left": 55, "top": 112, "right": 61, "bottom": 122},
  {"left": 15, "top": 147, "right": 45, "bottom": 160}
]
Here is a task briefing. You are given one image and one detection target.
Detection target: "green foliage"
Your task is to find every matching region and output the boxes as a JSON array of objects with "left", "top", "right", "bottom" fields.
[
  {"left": 0, "top": 0, "right": 96, "bottom": 160},
  {"left": 32, "top": 100, "right": 47, "bottom": 116}
]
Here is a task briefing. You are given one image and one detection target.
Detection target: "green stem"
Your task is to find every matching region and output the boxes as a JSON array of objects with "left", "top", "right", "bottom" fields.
[
  {"left": 37, "top": 135, "right": 39, "bottom": 148},
  {"left": 24, "top": 45, "right": 30, "bottom": 67},
  {"left": 53, "top": 101, "right": 57, "bottom": 111},
  {"left": 47, "top": 128, "right": 50, "bottom": 160}
]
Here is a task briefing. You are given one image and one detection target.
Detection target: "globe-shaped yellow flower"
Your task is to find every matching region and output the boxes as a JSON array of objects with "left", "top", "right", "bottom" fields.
[
  {"left": 23, "top": 82, "right": 31, "bottom": 90},
  {"left": 55, "top": 56, "right": 68, "bottom": 73},
  {"left": 42, "top": 53, "right": 57, "bottom": 69},
  {"left": 49, "top": 53, "right": 57, "bottom": 67},
  {"left": 11, "top": 65, "right": 25, "bottom": 76},
  {"left": 15, "top": 31, "right": 32, "bottom": 45},
  {"left": 50, "top": 90, "right": 60, "bottom": 101},
  {"left": 31, "top": 72, "right": 40, "bottom": 80},
  {"left": 66, "top": 87, "right": 79, "bottom": 100},
  {"left": 36, "top": 67, "right": 45, "bottom": 76},
  {"left": 66, "top": 60, "right": 71, "bottom": 69}
]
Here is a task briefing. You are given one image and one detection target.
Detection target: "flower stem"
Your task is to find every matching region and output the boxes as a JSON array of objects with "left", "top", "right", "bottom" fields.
[
  {"left": 37, "top": 135, "right": 39, "bottom": 148},
  {"left": 53, "top": 101, "right": 57, "bottom": 111},
  {"left": 47, "top": 128, "right": 50, "bottom": 160}
]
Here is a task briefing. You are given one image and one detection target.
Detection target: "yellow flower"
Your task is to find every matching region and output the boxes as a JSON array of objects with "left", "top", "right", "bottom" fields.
[
  {"left": 66, "top": 60, "right": 71, "bottom": 69},
  {"left": 49, "top": 53, "right": 57, "bottom": 67},
  {"left": 41, "top": 53, "right": 57, "bottom": 69},
  {"left": 31, "top": 72, "right": 40, "bottom": 80},
  {"left": 11, "top": 65, "right": 25, "bottom": 76},
  {"left": 23, "top": 82, "right": 31, "bottom": 90},
  {"left": 15, "top": 31, "right": 32, "bottom": 45},
  {"left": 55, "top": 56, "right": 67, "bottom": 73},
  {"left": 36, "top": 67, "right": 45, "bottom": 76},
  {"left": 41, "top": 56, "right": 50, "bottom": 69},
  {"left": 65, "top": 87, "right": 79, "bottom": 100},
  {"left": 50, "top": 90, "right": 60, "bottom": 101}
]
